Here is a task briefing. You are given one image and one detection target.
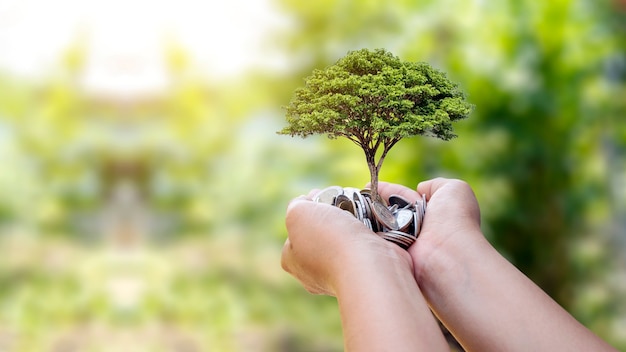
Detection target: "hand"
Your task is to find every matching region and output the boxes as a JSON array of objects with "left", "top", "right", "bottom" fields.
[
  {"left": 281, "top": 189, "right": 448, "bottom": 351},
  {"left": 377, "top": 178, "right": 483, "bottom": 281},
  {"left": 380, "top": 178, "right": 618, "bottom": 352},
  {"left": 281, "top": 192, "right": 412, "bottom": 296}
]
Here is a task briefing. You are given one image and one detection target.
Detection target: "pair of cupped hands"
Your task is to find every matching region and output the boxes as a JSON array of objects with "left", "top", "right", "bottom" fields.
[{"left": 281, "top": 178, "right": 481, "bottom": 296}]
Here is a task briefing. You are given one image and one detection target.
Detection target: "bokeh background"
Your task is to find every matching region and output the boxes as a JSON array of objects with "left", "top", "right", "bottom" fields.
[{"left": 1, "top": 0, "right": 625, "bottom": 350}]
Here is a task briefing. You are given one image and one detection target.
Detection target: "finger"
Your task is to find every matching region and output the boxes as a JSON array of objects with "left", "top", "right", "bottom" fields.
[
  {"left": 376, "top": 181, "right": 421, "bottom": 203},
  {"left": 416, "top": 177, "right": 452, "bottom": 201},
  {"left": 417, "top": 178, "right": 481, "bottom": 223},
  {"left": 285, "top": 195, "right": 312, "bottom": 228}
]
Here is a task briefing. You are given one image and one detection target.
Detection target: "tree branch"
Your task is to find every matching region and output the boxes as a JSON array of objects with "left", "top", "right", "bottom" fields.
[
  {"left": 372, "top": 136, "right": 381, "bottom": 156},
  {"left": 376, "top": 137, "right": 401, "bottom": 171}
]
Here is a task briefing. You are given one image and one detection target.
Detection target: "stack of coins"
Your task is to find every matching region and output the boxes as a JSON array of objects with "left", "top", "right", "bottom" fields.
[{"left": 313, "top": 186, "right": 427, "bottom": 249}]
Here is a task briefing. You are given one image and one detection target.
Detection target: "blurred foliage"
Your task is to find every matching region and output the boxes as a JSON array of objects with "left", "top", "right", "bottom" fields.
[{"left": 1, "top": 0, "right": 626, "bottom": 350}]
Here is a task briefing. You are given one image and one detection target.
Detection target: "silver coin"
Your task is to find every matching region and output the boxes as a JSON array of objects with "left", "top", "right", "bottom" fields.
[
  {"left": 335, "top": 194, "right": 357, "bottom": 217},
  {"left": 354, "top": 190, "right": 367, "bottom": 210},
  {"left": 412, "top": 209, "right": 420, "bottom": 238},
  {"left": 353, "top": 199, "right": 364, "bottom": 220},
  {"left": 342, "top": 187, "right": 364, "bottom": 220},
  {"left": 387, "top": 230, "right": 417, "bottom": 243},
  {"left": 389, "top": 194, "right": 410, "bottom": 208},
  {"left": 414, "top": 193, "right": 427, "bottom": 237},
  {"left": 363, "top": 218, "right": 373, "bottom": 231},
  {"left": 414, "top": 200, "right": 422, "bottom": 218},
  {"left": 312, "top": 185, "right": 426, "bottom": 250},
  {"left": 372, "top": 201, "right": 399, "bottom": 231},
  {"left": 395, "top": 208, "right": 414, "bottom": 232},
  {"left": 314, "top": 186, "right": 343, "bottom": 205},
  {"left": 365, "top": 197, "right": 381, "bottom": 232},
  {"left": 352, "top": 191, "right": 366, "bottom": 220},
  {"left": 378, "top": 231, "right": 415, "bottom": 249},
  {"left": 343, "top": 187, "right": 361, "bottom": 197},
  {"left": 362, "top": 194, "right": 373, "bottom": 222}
]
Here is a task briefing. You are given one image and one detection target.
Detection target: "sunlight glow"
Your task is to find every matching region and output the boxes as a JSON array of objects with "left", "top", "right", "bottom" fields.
[{"left": 0, "top": 0, "right": 287, "bottom": 98}]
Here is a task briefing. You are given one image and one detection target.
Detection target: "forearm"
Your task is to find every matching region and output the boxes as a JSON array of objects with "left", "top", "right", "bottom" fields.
[
  {"left": 334, "top": 247, "right": 448, "bottom": 352},
  {"left": 417, "top": 232, "right": 617, "bottom": 352}
]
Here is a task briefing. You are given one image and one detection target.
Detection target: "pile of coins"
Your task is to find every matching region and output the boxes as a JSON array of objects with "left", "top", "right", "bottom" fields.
[{"left": 313, "top": 186, "right": 427, "bottom": 249}]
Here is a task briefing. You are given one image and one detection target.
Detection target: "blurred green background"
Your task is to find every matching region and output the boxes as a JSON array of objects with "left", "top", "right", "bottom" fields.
[{"left": 1, "top": 0, "right": 625, "bottom": 350}]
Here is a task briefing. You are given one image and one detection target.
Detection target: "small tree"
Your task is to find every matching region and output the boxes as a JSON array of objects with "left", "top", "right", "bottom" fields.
[{"left": 279, "top": 48, "right": 472, "bottom": 202}]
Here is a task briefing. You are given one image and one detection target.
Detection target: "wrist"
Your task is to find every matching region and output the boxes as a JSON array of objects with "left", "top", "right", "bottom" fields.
[
  {"left": 332, "top": 238, "right": 449, "bottom": 351},
  {"left": 332, "top": 238, "right": 413, "bottom": 296},
  {"left": 412, "top": 229, "right": 489, "bottom": 299}
]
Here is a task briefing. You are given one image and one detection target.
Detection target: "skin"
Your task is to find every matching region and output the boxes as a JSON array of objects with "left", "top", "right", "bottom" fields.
[
  {"left": 381, "top": 179, "right": 618, "bottom": 351},
  {"left": 281, "top": 178, "right": 618, "bottom": 351},
  {"left": 282, "top": 190, "right": 448, "bottom": 351}
]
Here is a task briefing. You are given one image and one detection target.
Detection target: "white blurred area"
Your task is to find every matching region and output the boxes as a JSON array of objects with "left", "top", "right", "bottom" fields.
[{"left": 0, "top": 0, "right": 289, "bottom": 99}]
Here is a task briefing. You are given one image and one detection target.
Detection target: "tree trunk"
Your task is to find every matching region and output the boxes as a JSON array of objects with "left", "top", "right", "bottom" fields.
[{"left": 365, "top": 151, "right": 381, "bottom": 202}]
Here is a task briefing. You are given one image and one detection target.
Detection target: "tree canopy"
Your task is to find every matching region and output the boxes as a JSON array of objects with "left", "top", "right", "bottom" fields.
[{"left": 279, "top": 48, "right": 472, "bottom": 200}]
